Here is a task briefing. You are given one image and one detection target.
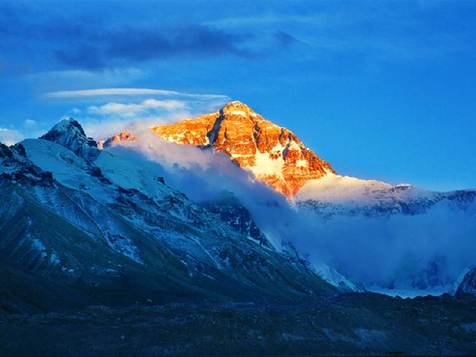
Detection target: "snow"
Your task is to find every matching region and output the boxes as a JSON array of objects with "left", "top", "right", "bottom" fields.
[
  {"left": 49, "top": 253, "right": 61, "bottom": 265},
  {"left": 271, "top": 142, "right": 285, "bottom": 154},
  {"left": 104, "top": 233, "right": 143, "bottom": 264},
  {"left": 31, "top": 238, "right": 47, "bottom": 255},
  {"left": 95, "top": 147, "right": 176, "bottom": 202},
  {"left": 22, "top": 139, "right": 88, "bottom": 182},
  {"left": 296, "top": 172, "right": 393, "bottom": 203},
  {"left": 296, "top": 159, "right": 308, "bottom": 168},
  {"left": 41, "top": 118, "right": 99, "bottom": 162},
  {"left": 227, "top": 110, "right": 248, "bottom": 117},
  {"left": 311, "top": 262, "right": 358, "bottom": 291},
  {"left": 249, "top": 150, "right": 285, "bottom": 179},
  {"left": 21, "top": 139, "right": 113, "bottom": 203},
  {"left": 368, "top": 287, "right": 450, "bottom": 298},
  {"left": 286, "top": 140, "right": 301, "bottom": 151}
]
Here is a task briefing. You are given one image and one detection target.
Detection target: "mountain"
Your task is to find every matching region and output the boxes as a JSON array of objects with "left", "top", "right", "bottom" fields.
[
  {"left": 151, "top": 101, "right": 335, "bottom": 197},
  {"left": 107, "top": 101, "right": 476, "bottom": 216},
  {"left": 2, "top": 102, "right": 473, "bottom": 305},
  {"left": 40, "top": 118, "right": 100, "bottom": 162},
  {"left": 0, "top": 119, "right": 341, "bottom": 311},
  {"left": 3, "top": 108, "right": 476, "bottom": 355},
  {"left": 199, "top": 191, "right": 272, "bottom": 248}
]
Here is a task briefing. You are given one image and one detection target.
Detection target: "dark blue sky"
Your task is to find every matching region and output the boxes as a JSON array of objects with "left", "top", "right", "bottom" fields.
[{"left": 1, "top": 0, "right": 475, "bottom": 190}]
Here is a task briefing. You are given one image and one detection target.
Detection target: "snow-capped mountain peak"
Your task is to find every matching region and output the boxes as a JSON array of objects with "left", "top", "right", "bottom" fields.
[
  {"left": 149, "top": 101, "right": 335, "bottom": 197},
  {"left": 40, "top": 118, "right": 100, "bottom": 162},
  {"left": 102, "top": 130, "right": 137, "bottom": 148},
  {"left": 221, "top": 100, "right": 257, "bottom": 117}
]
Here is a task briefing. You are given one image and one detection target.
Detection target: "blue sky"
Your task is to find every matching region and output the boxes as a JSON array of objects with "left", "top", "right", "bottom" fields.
[{"left": 0, "top": 0, "right": 475, "bottom": 190}]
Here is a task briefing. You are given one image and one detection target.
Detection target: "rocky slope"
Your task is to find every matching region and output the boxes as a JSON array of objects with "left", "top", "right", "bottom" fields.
[
  {"left": 152, "top": 101, "right": 335, "bottom": 197},
  {"left": 40, "top": 118, "right": 100, "bottom": 162}
]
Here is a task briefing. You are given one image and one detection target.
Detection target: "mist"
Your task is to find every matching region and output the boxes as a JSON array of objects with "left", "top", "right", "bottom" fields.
[{"left": 297, "top": 206, "right": 476, "bottom": 292}]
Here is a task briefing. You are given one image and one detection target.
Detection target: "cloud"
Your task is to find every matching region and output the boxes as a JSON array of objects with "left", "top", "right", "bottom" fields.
[
  {"left": 81, "top": 98, "right": 192, "bottom": 135},
  {"left": 0, "top": 2, "right": 319, "bottom": 72},
  {"left": 41, "top": 87, "right": 230, "bottom": 140},
  {"left": 25, "top": 87, "right": 229, "bottom": 143},
  {"left": 2, "top": 0, "right": 475, "bottom": 78},
  {"left": 0, "top": 128, "right": 24, "bottom": 146},
  {"left": 295, "top": 204, "right": 476, "bottom": 292},
  {"left": 45, "top": 88, "right": 228, "bottom": 100},
  {"left": 23, "top": 118, "right": 37, "bottom": 128},
  {"left": 100, "top": 25, "right": 256, "bottom": 64},
  {"left": 88, "top": 99, "right": 187, "bottom": 116},
  {"left": 0, "top": 3, "right": 257, "bottom": 70},
  {"left": 75, "top": 107, "right": 194, "bottom": 141},
  {"left": 0, "top": 118, "right": 44, "bottom": 145},
  {"left": 57, "top": 88, "right": 230, "bottom": 141}
]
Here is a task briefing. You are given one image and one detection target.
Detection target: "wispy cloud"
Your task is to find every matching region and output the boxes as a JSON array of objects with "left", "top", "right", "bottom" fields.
[
  {"left": 45, "top": 87, "right": 228, "bottom": 100},
  {"left": 88, "top": 99, "right": 187, "bottom": 116}
]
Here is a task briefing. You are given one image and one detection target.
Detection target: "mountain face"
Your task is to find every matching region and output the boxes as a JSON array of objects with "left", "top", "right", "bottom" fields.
[
  {"left": 151, "top": 101, "right": 335, "bottom": 197},
  {"left": 200, "top": 192, "right": 272, "bottom": 249},
  {"left": 0, "top": 119, "right": 340, "bottom": 311},
  {"left": 40, "top": 118, "right": 100, "bottom": 162},
  {"left": 2, "top": 101, "right": 474, "bottom": 306}
]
